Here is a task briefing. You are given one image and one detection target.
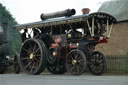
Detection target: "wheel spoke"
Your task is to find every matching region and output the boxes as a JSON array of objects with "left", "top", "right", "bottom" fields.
[
  {"left": 77, "top": 59, "right": 83, "bottom": 67},
  {"left": 77, "top": 59, "right": 83, "bottom": 63},
  {"left": 69, "top": 55, "right": 74, "bottom": 60},
  {"left": 30, "top": 62, "right": 35, "bottom": 73},
  {"left": 70, "top": 65, "right": 75, "bottom": 73},
  {"left": 74, "top": 53, "right": 79, "bottom": 60},
  {"left": 28, "top": 41, "right": 33, "bottom": 49},
  {"left": 35, "top": 61, "right": 39, "bottom": 68},
  {"left": 33, "top": 43, "right": 37, "bottom": 53},
  {"left": 35, "top": 54, "right": 41, "bottom": 57},
  {"left": 21, "top": 57, "right": 29, "bottom": 60},
  {"left": 22, "top": 47, "right": 29, "bottom": 54},
  {"left": 91, "top": 65, "right": 96, "bottom": 71},
  {"left": 34, "top": 54, "right": 41, "bottom": 62},
  {"left": 27, "top": 42, "right": 34, "bottom": 53},
  {"left": 33, "top": 48, "right": 40, "bottom": 54},
  {"left": 35, "top": 57, "right": 40, "bottom": 62},
  {"left": 76, "top": 65, "right": 81, "bottom": 73},
  {"left": 24, "top": 62, "right": 32, "bottom": 69}
]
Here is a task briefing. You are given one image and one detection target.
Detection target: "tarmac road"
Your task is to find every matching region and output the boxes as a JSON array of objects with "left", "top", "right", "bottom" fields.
[{"left": 0, "top": 73, "right": 128, "bottom": 85}]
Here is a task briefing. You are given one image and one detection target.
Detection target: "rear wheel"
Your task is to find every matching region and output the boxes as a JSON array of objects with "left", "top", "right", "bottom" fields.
[
  {"left": 66, "top": 49, "right": 86, "bottom": 75},
  {"left": 20, "top": 38, "right": 47, "bottom": 75},
  {"left": 88, "top": 51, "right": 107, "bottom": 75}
]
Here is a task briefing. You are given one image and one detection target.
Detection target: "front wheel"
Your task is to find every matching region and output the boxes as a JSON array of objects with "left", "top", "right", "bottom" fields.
[
  {"left": 66, "top": 49, "right": 86, "bottom": 75},
  {"left": 88, "top": 51, "right": 107, "bottom": 75}
]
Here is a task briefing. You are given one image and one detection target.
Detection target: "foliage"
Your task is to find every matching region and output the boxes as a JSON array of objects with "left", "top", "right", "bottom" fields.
[{"left": 0, "top": 3, "right": 21, "bottom": 57}]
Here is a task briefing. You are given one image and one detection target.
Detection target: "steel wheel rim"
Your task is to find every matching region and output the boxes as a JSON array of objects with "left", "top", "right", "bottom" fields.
[
  {"left": 89, "top": 52, "right": 106, "bottom": 74},
  {"left": 20, "top": 39, "right": 43, "bottom": 74},
  {"left": 66, "top": 50, "right": 86, "bottom": 75}
]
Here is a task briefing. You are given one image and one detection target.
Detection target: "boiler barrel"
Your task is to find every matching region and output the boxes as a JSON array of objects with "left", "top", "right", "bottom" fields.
[{"left": 40, "top": 9, "right": 76, "bottom": 20}]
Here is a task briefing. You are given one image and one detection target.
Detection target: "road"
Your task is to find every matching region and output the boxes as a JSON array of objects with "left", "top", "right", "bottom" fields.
[{"left": 0, "top": 73, "right": 128, "bottom": 85}]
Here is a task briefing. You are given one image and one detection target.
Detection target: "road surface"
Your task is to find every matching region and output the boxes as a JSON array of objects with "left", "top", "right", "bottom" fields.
[{"left": 0, "top": 73, "right": 128, "bottom": 85}]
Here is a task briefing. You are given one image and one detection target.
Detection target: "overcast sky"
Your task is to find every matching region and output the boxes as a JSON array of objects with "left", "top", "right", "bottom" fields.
[{"left": 0, "top": 0, "right": 110, "bottom": 24}]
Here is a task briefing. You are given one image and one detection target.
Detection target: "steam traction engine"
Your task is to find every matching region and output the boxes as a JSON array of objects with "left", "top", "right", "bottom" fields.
[
  {"left": 0, "top": 22, "right": 9, "bottom": 74},
  {"left": 14, "top": 9, "right": 116, "bottom": 75}
]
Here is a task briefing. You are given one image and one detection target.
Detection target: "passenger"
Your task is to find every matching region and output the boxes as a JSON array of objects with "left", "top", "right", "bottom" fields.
[
  {"left": 33, "top": 28, "right": 40, "bottom": 37},
  {"left": 21, "top": 29, "right": 28, "bottom": 43}
]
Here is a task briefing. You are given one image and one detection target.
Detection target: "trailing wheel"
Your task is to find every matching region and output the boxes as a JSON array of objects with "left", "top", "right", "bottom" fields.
[
  {"left": 66, "top": 49, "right": 86, "bottom": 75},
  {"left": 88, "top": 51, "right": 107, "bottom": 75},
  {"left": 20, "top": 38, "right": 47, "bottom": 75}
]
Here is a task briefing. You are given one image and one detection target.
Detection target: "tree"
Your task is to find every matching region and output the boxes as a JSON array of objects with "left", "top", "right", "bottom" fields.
[{"left": 0, "top": 3, "right": 21, "bottom": 57}]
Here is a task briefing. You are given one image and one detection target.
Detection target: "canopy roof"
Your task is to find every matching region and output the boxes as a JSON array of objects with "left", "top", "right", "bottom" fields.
[
  {"left": 98, "top": 0, "right": 128, "bottom": 22},
  {"left": 14, "top": 12, "right": 116, "bottom": 30}
]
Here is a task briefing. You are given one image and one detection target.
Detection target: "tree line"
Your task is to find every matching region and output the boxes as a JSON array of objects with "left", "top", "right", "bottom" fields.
[{"left": 0, "top": 3, "right": 21, "bottom": 57}]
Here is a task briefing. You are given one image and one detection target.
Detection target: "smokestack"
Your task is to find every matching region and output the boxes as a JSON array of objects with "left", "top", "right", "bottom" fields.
[{"left": 40, "top": 9, "right": 76, "bottom": 20}]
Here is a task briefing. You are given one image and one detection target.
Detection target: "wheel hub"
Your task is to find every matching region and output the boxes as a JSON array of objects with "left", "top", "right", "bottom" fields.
[
  {"left": 52, "top": 51, "right": 56, "bottom": 56},
  {"left": 72, "top": 60, "right": 77, "bottom": 65},
  {"left": 30, "top": 53, "right": 34, "bottom": 59}
]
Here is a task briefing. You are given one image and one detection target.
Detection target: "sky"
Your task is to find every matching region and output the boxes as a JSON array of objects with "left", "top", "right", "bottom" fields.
[{"left": 0, "top": 0, "right": 110, "bottom": 24}]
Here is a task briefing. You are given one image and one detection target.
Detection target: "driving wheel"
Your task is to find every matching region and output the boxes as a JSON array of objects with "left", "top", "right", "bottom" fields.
[{"left": 20, "top": 38, "right": 47, "bottom": 75}]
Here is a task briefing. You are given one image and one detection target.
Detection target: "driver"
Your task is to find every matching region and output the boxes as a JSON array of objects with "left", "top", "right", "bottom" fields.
[{"left": 21, "top": 29, "right": 28, "bottom": 43}]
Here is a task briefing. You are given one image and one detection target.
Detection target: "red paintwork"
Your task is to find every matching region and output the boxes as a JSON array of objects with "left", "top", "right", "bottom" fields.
[{"left": 97, "top": 37, "right": 108, "bottom": 44}]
